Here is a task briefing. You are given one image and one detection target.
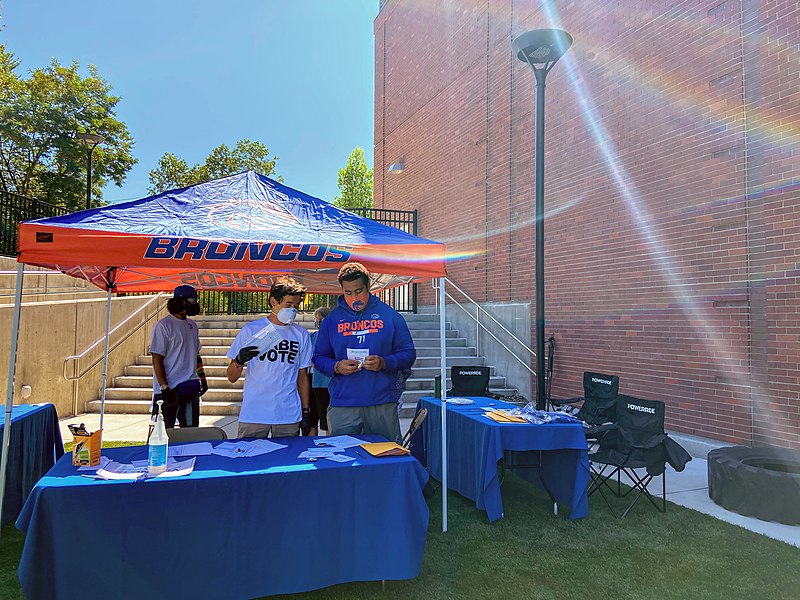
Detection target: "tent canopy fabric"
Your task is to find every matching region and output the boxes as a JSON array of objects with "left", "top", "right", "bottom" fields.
[{"left": 16, "top": 171, "right": 446, "bottom": 293}]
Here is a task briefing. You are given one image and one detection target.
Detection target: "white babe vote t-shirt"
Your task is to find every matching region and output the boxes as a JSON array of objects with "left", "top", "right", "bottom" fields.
[
  {"left": 227, "top": 318, "right": 312, "bottom": 425},
  {"left": 149, "top": 314, "right": 202, "bottom": 393}
]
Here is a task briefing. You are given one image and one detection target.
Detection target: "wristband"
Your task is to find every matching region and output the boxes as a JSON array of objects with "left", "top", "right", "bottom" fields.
[{"left": 334, "top": 361, "right": 340, "bottom": 375}]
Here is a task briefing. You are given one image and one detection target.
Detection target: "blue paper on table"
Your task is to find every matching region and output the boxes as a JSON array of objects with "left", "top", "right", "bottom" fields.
[{"left": 243, "top": 322, "right": 286, "bottom": 355}]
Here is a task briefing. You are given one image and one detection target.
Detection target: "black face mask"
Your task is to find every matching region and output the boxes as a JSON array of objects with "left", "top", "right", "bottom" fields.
[{"left": 185, "top": 302, "right": 200, "bottom": 317}]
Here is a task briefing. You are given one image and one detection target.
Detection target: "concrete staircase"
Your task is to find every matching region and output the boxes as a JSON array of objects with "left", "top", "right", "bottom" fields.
[{"left": 86, "top": 313, "right": 517, "bottom": 418}]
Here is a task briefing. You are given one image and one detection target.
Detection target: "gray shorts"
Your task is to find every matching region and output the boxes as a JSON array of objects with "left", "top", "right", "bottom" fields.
[
  {"left": 237, "top": 421, "right": 300, "bottom": 439},
  {"left": 327, "top": 403, "right": 401, "bottom": 443}
]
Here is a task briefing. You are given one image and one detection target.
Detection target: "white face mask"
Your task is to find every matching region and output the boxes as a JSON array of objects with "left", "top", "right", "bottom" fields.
[{"left": 276, "top": 307, "right": 298, "bottom": 324}]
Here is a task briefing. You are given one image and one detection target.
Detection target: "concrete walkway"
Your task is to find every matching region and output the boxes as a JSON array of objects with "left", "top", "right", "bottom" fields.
[{"left": 60, "top": 413, "right": 800, "bottom": 548}]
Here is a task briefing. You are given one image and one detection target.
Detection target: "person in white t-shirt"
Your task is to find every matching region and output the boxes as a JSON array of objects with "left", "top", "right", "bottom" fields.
[
  {"left": 150, "top": 285, "right": 205, "bottom": 428},
  {"left": 226, "top": 276, "right": 313, "bottom": 438}
]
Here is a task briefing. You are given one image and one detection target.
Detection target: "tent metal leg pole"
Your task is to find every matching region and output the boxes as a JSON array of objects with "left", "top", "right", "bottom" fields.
[
  {"left": 0, "top": 263, "right": 25, "bottom": 535},
  {"left": 99, "top": 288, "right": 112, "bottom": 431},
  {"left": 439, "top": 277, "right": 448, "bottom": 532}
]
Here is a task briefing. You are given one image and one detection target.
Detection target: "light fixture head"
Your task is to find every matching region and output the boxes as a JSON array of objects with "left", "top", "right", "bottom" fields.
[
  {"left": 75, "top": 132, "right": 106, "bottom": 148},
  {"left": 387, "top": 161, "right": 405, "bottom": 174},
  {"left": 512, "top": 29, "right": 573, "bottom": 67}
]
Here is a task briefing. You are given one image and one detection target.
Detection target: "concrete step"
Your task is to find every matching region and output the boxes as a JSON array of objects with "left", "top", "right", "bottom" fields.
[
  {"left": 102, "top": 387, "right": 243, "bottom": 401},
  {"left": 126, "top": 364, "right": 231, "bottom": 377},
  {"left": 402, "top": 375, "right": 507, "bottom": 391},
  {"left": 404, "top": 321, "right": 453, "bottom": 330},
  {"left": 399, "top": 314, "right": 440, "bottom": 321},
  {"left": 114, "top": 375, "right": 245, "bottom": 389},
  {"left": 198, "top": 329, "right": 241, "bottom": 337},
  {"left": 136, "top": 355, "right": 234, "bottom": 367},
  {"left": 412, "top": 356, "right": 485, "bottom": 368},
  {"left": 409, "top": 330, "right": 459, "bottom": 339},
  {"left": 415, "top": 346, "right": 476, "bottom": 357},
  {"left": 190, "top": 346, "right": 233, "bottom": 356},
  {"left": 86, "top": 399, "right": 242, "bottom": 416},
  {"left": 198, "top": 336, "right": 240, "bottom": 346},
  {"left": 194, "top": 319, "right": 312, "bottom": 330}
]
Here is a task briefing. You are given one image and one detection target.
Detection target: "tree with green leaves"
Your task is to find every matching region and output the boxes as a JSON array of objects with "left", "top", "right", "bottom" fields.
[
  {"left": 147, "top": 139, "right": 281, "bottom": 194},
  {"left": 0, "top": 45, "right": 136, "bottom": 211},
  {"left": 334, "top": 147, "right": 373, "bottom": 209}
]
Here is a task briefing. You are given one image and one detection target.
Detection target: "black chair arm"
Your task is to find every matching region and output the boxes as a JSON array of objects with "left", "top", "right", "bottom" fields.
[{"left": 627, "top": 433, "right": 668, "bottom": 450}]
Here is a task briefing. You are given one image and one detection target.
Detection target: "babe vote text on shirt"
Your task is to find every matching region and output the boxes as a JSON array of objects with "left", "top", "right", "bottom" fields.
[{"left": 257, "top": 340, "right": 300, "bottom": 364}]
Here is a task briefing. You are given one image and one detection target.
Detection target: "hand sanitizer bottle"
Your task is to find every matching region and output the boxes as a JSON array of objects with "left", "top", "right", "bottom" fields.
[{"left": 148, "top": 399, "right": 168, "bottom": 475}]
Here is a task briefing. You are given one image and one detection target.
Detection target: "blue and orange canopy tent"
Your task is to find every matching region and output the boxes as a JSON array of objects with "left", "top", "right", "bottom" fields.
[
  {"left": 3, "top": 171, "right": 456, "bottom": 532},
  {"left": 15, "top": 170, "right": 446, "bottom": 292}
]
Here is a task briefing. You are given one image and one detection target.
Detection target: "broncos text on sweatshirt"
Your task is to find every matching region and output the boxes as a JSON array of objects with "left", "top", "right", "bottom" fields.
[{"left": 312, "top": 294, "right": 416, "bottom": 407}]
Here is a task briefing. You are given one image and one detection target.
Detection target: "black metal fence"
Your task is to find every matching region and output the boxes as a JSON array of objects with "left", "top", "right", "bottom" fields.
[
  {"left": 197, "top": 291, "right": 334, "bottom": 316},
  {"left": 351, "top": 207, "right": 418, "bottom": 313},
  {"left": 0, "top": 190, "right": 70, "bottom": 257}
]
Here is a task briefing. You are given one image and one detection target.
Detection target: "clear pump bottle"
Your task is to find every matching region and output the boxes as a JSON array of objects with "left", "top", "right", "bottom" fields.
[{"left": 148, "top": 399, "right": 168, "bottom": 475}]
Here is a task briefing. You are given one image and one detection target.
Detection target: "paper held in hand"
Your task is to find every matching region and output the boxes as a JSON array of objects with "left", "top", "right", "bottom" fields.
[
  {"left": 243, "top": 321, "right": 286, "bottom": 355},
  {"left": 346, "top": 348, "right": 369, "bottom": 367},
  {"left": 359, "top": 442, "right": 410, "bottom": 457}
]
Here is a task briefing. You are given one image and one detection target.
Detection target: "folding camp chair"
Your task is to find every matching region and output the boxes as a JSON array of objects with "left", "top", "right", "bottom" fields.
[
  {"left": 588, "top": 395, "right": 691, "bottom": 518},
  {"left": 401, "top": 407, "right": 428, "bottom": 452},
  {"left": 550, "top": 371, "right": 620, "bottom": 447},
  {"left": 448, "top": 365, "right": 493, "bottom": 397}
]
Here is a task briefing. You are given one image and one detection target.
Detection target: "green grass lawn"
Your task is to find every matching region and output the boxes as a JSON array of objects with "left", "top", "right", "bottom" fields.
[
  {"left": 62, "top": 440, "right": 143, "bottom": 453},
  {"left": 3, "top": 466, "right": 799, "bottom": 599}
]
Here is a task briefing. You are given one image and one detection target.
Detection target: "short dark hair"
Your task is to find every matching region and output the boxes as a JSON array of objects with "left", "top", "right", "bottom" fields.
[
  {"left": 314, "top": 306, "right": 332, "bottom": 320},
  {"left": 337, "top": 262, "right": 370, "bottom": 288},
  {"left": 166, "top": 297, "right": 187, "bottom": 315},
  {"left": 269, "top": 276, "right": 307, "bottom": 305}
]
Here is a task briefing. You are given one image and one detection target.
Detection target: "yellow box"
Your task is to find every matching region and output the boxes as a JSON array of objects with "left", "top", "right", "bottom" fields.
[{"left": 72, "top": 429, "right": 102, "bottom": 467}]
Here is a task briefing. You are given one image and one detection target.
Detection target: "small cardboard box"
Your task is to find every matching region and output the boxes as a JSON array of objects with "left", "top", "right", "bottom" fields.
[{"left": 72, "top": 429, "right": 102, "bottom": 467}]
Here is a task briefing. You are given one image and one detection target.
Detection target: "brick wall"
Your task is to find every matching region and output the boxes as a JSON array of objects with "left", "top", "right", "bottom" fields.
[{"left": 375, "top": 0, "right": 800, "bottom": 448}]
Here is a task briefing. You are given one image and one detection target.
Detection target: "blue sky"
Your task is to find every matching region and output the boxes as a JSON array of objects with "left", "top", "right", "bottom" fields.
[{"left": 1, "top": 0, "right": 378, "bottom": 203}]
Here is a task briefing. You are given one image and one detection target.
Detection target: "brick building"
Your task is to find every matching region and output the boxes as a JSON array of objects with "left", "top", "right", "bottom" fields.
[{"left": 373, "top": 0, "right": 800, "bottom": 448}]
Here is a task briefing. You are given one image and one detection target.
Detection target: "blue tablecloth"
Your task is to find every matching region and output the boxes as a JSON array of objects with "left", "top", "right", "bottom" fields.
[
  {"left": 1, "top": 403, "right": 64, "bottom": 525},
  {"left": 16, "top": 435, "right": 429, "bottom": 600},
  {"left": 416, "top": 396, "right": 590, "bottom": 521}
]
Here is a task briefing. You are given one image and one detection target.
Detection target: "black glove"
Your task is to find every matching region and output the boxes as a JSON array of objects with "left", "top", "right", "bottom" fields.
[
  {"left": 235, "top": 346, "right": 260, "bottom": 366},
  {"left": 301, "top": 408, "right": 314, "bottom": 436},
  {"left": 199, "top": 380, "right": 209, "bottom": 396},
  {"left": 161, "top": 386, "right": 177, "bottom": 406}
]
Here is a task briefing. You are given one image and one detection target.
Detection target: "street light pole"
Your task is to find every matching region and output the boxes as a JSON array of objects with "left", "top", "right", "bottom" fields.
[
  {"left": 512, "top": 29, "right": 572, "bottom": 410},
  {"left": 75, "top": 132, "right": 105, "bottom": 210}
]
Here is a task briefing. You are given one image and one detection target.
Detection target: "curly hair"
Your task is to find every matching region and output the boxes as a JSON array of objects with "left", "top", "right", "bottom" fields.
[
  {"left": 337, "top": 262, "right": 370, "bottom": 288},
  {"left": 268, "top": 276, "right": 307, "bottom": 304}
]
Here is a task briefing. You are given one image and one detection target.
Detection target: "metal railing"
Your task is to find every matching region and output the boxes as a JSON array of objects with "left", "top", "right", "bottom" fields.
[
  {"left": 63, "top": 293, "right": 166, "bottom": 381},
  {"left": 434, "top": 277, "right": 538, "bottom": 376},
  {"left": 0, "top": 191, "right": 69, "bottom": 257}
]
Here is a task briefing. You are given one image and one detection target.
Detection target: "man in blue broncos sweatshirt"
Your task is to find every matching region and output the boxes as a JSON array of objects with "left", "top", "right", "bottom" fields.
[{"left": 312, "top": 262, "right": 416, "bottom": 443}]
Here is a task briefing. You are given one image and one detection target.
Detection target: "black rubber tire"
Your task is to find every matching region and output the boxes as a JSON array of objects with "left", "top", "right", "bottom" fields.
[{"left": 708, "top": 446, "right": 800, "bottom": 525}]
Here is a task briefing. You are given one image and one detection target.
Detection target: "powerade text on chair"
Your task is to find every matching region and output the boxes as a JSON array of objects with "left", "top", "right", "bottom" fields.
[
  {"left": 436, "top": 366, "right": 493, "bottom": 398},
  {"left": 551, "top": 371, "right": 619, "bottom": 426},
  {"left": 588, "top": 395, "right": 691, "bottom": 517}
]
